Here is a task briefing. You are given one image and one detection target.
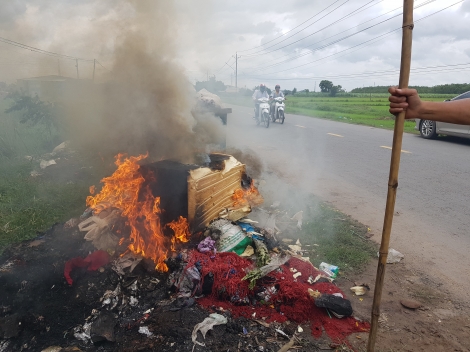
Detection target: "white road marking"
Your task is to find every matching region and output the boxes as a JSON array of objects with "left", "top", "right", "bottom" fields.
[
  {"left": 380, "top": 146, "right": 412, "bottom": 154},
  {"left": 327, "top": 133, "right": 344, "bottom": 137},
  {"left": 295, "top": 125, "right": 306, "bottom": 128}
]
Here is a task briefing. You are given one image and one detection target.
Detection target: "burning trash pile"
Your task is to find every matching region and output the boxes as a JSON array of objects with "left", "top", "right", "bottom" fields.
[{"left": 0, "top": 153, "right": 368, "bottom": 351}]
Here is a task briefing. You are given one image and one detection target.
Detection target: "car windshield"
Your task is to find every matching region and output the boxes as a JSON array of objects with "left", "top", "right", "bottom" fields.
[{"left": 452, "top": 91, "right": 470, "bottom": 101}]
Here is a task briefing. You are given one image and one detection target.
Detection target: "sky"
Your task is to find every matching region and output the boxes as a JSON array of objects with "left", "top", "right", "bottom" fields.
[{"left": 0, "top": 0, "right": 469, "bottom": 91}]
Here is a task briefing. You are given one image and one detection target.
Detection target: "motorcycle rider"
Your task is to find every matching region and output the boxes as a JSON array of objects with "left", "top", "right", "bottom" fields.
[
  {"left": 270, "top": 84, "right": 284, "bottom": 117},
  {"left": 252, "top": 83, "right": 269, "bottom": 119}
]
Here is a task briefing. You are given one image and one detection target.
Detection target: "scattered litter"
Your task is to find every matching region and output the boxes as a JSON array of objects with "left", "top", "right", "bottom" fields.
[
  {"left": 277, "top": 338, "right": 295, "bottom": 352},
  {"left": 197, "top": 237, "right": 216, "bottom": 257},
  {"left": 239, "top": 245, "right": 255, "bottom": 257},
  {"left": 209, "top": 219, "right": 252, "bottom": 255},
  {"left": 400, "top": 299, "right": 422, "bottom": 309},
  {"left": 30, "top": 170, "right": 41, "bottom": 177},
  {"left": 314, "top": 293, "right": 353, "bottom": 318},
  {"left": 64, "top": 218, "right": 80, "bottom": 229},
  {"left": 281, "top": 238, "right": 293, "bottom": 243},
  {"left": 52, "top": 141, "right": 69, "bottom": 155},
  {"left": 380, "top": 248, "right": 405, "bottom": 263},
  {"left": 275, "top": 328, "right": 289, "bottom": 339},
  {"left": 64, "top": 250, "right": 110, "bottom": 285},
  {"left": 73, "top": 322, "right": 92, "bottom": 342},
  {"left": 293, "top": 272, "right": 302, "bottom": 279},
  {"left": 78, "top": 210, "right": 120, "bottom": 251},
  {"left": 138, "top": 326, "right": 153, "bottom": 337},
  {"left": 237, "top": 218, "right": 258, "bottom": 224},
  {"left": 291, "top": 211, "right": 303, "bottom": 229},
  {"left": 350, "top": 286, "right": 368, "bottom": 296},
  {"left": 308, "top": 288, "right": 321, "bottom": 299},
  {"left": 270, "top": 201, "right": 281, "bottom": 208},
  {"left": 297, "top": 326, "right": 303, "bottom": 333},
  {"left": 39, "top": 159, "right": 57, "bottom": 169},
  {"left": 192, "top": 313, "right": 228, "bottom": 346},
  {"left": 101, "top": 284, "right": 121, "bottom": 309},
  {"left": 41, "top": 347, "right": 62, "bottom": 352},
  {"left": 319, "top": 262, "right": 339, "bottom": 279},
  {"left": 307, "top": 274, "right": 321, "bottom": 284},
  {"left": 28, "top": 239, "right": 45, "bottom": 247},
  {"left": 111, "top": 253, "right": 142, "bottom": 275}
]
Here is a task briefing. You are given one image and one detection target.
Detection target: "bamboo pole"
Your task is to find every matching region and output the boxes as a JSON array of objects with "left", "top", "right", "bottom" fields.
[{"left": 367, "top": 1, "right": 414, "bottom": 351}]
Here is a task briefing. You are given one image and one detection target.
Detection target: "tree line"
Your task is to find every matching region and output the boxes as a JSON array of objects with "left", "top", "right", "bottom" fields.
[{"left": 351, "top": 83, "right": 470, "bottom": 94}]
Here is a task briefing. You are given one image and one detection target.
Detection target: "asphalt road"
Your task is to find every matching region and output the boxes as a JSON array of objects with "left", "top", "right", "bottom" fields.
[{"left": 225, "top": 104, "right": 470, "bottom": 301}]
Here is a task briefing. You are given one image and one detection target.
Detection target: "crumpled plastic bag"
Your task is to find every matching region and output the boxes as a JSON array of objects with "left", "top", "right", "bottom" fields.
[
  {"left": 192, "top": 313, "right": 227, "bottom": 346},
  {"left": 111, "top": 253, "right": 142, "bottom": 275},
  {"left": 64, "top": 250, "right": 110, "bottom": 285},
  {"left": 78, "top": 209, "right": 120, "bottom": 250},
  {"left": 378, "top": 248, "right": 404, "bottom": 263}
]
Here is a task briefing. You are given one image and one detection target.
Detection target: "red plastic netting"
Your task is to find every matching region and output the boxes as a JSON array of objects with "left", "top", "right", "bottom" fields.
[{"left": 185, "top": 251, "right": 369, "bottom": 342}]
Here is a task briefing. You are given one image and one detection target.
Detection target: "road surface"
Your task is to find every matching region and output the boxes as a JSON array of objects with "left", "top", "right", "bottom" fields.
[{"left": 226, "top": 104, "right": 470, "bottom": 302}]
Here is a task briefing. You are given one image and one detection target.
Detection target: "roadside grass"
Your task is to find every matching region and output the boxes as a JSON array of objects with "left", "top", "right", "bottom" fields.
[
  {"left": 0, "top": 98, "right": 97, "bottom": 253},
  {"left": 300, "top": 201, "right": 376, "bottom": 272},
  {"left": 221, "top": 93, "right": 453, "bottom": 134}
]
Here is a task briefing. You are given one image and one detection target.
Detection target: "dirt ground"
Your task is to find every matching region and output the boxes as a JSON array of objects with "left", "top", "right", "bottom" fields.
[{"left": 335, "top": 259, "right": 470, "bottom": 351}]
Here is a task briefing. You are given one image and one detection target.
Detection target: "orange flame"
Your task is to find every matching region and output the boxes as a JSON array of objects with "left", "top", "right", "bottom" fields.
[
  {"left": 167, "top": 216, "right": 191, "bottom": 252},
  {"left": 232, "top": 180, "right": 263, "bottom": 207},
  {"left": 86, "top": 153, "right": 169, "bottom": 272}
]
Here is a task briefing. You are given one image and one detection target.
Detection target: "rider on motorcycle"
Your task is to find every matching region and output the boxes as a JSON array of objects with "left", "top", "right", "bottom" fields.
[
  {"left": 252, "top": 84, "right": 269, "bottom": 119},
  {"left": 270, "top": 84, "right": 284, "bottom": 117}
]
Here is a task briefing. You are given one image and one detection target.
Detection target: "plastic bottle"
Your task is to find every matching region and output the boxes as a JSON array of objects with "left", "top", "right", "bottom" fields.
[{"left": 319, "top": 262, "right": 339, "bottom": 279}]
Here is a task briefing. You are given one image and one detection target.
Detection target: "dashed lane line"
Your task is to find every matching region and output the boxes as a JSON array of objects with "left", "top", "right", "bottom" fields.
[
  {"left": 380, "top": 146, "right": 412, "bottom": 154},
  {"left": 295, "top": 125, "right": 306, "bottom": 128},
  {"left": 327, "top": 133, "right": 344, "bottom": 137}
]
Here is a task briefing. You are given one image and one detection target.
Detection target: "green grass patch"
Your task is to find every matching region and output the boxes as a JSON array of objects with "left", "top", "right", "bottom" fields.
[
  {"left": 220, "top": 92, "right": 453, "bottom": 134},
  {"left": 300, "top": 202, "right": 376, "bottom": 272},
  {"left": 0, "top": 98, "right": 98, "bottom": 253}
]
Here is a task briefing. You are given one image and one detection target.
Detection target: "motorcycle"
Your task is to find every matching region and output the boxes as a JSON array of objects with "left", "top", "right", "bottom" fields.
[
  {"left": 271, "top": 97, "right": 285, "bottom": 124},
  {"left": 254, "top": 97, "right": 270, "bottom": 128}
]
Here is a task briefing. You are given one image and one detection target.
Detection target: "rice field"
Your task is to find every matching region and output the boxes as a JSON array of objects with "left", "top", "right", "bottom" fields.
[{"left": 221, "top": 92, "right": 454, "bottom": 133}]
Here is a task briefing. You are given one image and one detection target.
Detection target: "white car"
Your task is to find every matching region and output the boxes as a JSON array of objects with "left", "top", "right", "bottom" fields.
[{"left": 415, "top": 91, "right": 470, "bottom": 139}]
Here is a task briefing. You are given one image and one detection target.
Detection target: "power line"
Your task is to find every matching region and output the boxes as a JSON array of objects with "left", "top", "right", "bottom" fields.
[
  {"left": 245, "top": 0, "right": 464, "bottom": 77},
  {"left": 243, "top": 62, "right": 470, "bottom": 81},
  {"left": 0, "top": 36, "right": 93, "bottom": 62},
  {"left": 243, "top": 0, "right": 351, "bottom": 57},
  {"left": 242, "top": 0, "right": 435, "bottom": 73},
  {"left": 237, "top": 0, "right": 343, "bottom": 53}
]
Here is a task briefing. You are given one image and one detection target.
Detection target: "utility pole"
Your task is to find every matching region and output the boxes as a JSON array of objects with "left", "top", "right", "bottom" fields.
[
  {"left": 314, "top": 81, "right": 316, "bottom": 92},
  {"left": 233, "top": 52, "right": 241, "bottom": 90},
  {"left": 76, "top": 59, "right": 79, "bottom": 79},
  {"left": 58, "top": 59, "right": 61, "bottom": 76},
  {"left": 93, "top": 59, "right": 96, "bottom": 82}
]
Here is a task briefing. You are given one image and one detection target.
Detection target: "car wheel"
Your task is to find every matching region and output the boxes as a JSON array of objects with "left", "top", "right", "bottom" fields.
[{"left": 419, "top": 120, "right": 437, "bottom": 139}]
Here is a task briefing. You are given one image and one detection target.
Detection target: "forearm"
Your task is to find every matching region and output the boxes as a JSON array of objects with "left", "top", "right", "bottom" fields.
[{"left": 419, "top": 100, "right": 470, "bottom": 125}]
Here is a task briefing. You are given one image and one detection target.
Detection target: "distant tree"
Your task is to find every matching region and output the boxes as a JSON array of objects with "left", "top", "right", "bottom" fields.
[
  {"left": 319, "top": 80, "right": 333, "bottom": 93},
  {"left": 329, "top": 85, "right": 344, "bottom": 97},
  {"left": 292, "top": 87, "right": 297, "bottom": 95},
  {"left": 283, "top": 89, "right": 292, "bottom": 96},
  {"left": 5, "top": 90, "right": 59, "bottom": 133},
  {"left": 195, "top": 76, "right": 226, "bottom": 93},
  {"left": 304, "top": 89, "right": 309, "bottom": 96}
]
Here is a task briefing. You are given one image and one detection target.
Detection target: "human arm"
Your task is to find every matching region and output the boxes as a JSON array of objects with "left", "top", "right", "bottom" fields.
[{"left": 389, "top": 87, "right": 470, "bottom": 125}]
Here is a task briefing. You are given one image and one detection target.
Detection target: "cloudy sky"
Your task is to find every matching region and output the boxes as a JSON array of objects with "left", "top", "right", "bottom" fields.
[{"left": 0, "top": 0, "right": 469, "bottom": 91}]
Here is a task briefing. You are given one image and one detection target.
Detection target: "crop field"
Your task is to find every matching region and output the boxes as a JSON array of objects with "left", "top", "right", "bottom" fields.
[{"left": 221, "top": 92, "right": 454, "bottom": 133}]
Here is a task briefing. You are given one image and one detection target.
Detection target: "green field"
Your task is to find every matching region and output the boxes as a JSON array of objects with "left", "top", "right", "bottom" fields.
[{"left": 221, "top": 92, "right": 454, "bottom": 133}]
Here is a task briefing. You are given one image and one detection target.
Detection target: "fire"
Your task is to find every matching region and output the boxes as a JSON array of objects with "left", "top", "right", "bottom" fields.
[
  {"left": 167, "top": 216, "right": 191, "bottom": 252},
  {"left": 86, "top": 153, "right": 169, "bottom": 272},
  {"left": 232, "top": 179, "right": 263, "bottom": 207}
]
